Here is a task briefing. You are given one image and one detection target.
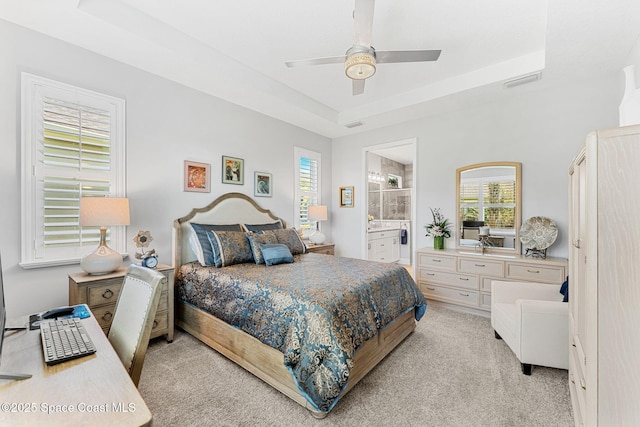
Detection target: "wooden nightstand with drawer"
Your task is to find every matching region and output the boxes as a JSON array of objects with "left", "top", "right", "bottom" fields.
[
  {"left": 306, "top": 243, "right": 335, "bottom": 255},
  {"left": 68, "top": 263, "right": 174, "bottom": 342}
]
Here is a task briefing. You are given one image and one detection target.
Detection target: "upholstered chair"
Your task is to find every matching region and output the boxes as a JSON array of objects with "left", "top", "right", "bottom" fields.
[
  {"left": 108, "top": 264, "right": 165, "bottom": 386},
  {"left": 491, "top": 280, "right": 569, "bottom": 375}
]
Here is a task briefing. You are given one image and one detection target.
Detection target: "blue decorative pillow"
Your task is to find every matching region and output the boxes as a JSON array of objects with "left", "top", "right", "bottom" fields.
[
  {"left": 260, "top": 243, "right": 294, "bottom": 266},
  {"left": 206, "top": 230, "right": 253, "bottom": 267},
  {"left": 266, "top": 228, "right": 307, "bottom": 255},
  {"left": 190, "top": 223, "right": 243, "bottom": 265},
  {"left": 243, "top": 221, "right": 283, "bottom": 232},
  {"left": 560, "top": 277, "right": 569, "bottom": 302},
  {"left": 247, "top": 232, "right": 278, "bottom": 264}
]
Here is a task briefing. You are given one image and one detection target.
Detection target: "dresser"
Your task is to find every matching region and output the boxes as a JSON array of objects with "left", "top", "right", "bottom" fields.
[
  {"left": 68, "top": 263, "right": 174, "bottom": 342},
  {"left": 567, "top": 125, "right": 640, "bottom": 426},
  {"left": 416, "top": 247, "right": 567, "bottom": 314}
]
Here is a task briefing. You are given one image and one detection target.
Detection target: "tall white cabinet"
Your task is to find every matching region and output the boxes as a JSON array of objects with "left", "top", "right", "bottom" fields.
[{"left": 568, "top": 125, "right": 640, "bottom": 426}]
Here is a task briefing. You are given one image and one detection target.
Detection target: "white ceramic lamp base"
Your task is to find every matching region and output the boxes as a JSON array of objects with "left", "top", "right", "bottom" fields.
[
  {"left": 309, "top": 231, "right": 326, "bottom": 245},
  {"left": 81, "top": 243, "right": 123, "bottom": 275}
]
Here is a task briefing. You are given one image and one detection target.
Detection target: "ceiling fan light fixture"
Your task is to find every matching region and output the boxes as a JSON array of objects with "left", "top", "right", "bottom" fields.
[{"left": 345, "top": 52, "right": 376, "bottom": 80}]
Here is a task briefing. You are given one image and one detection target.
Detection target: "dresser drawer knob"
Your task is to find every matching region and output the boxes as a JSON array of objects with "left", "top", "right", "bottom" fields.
[
  {"left": 459, "top": 292, "right": 470, "bottom": 297},
  {"left": 432, "top": 259, "right": 441, "bottom": 262},
  {"left": 426, "top": 273, "right": 435, "bottom": 276},
  {"left": 459, "top": 277, "right": 469, "bottom": 281},
  {"left": 426, "top": 287, "right": 435, "bottom": 291},
  {"left": 475, "top": 264, "right": 485, "bottom": 267},
  {"left": 102, "top": 311, "right": 113, "bottom": 322},
  {"left": 152, "top": 320, "right": 158, "bottom": 329},
  {"left": 102, "top": 289, "right": 114, "bottom": 299},
  {"left": 526, "top": 269, "right": 540, "bottom": 274}
]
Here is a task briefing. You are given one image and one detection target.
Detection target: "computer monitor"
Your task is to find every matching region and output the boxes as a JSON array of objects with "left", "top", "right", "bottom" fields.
[{"left": 0, "top": 254, "right": 31, "bottom": 380}]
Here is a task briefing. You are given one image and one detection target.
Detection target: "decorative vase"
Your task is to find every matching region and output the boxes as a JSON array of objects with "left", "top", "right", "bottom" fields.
[
  {"left": 433, "top": 236, "right": 444, "bottom": 250},
  {"left": 619, "top": 65, "right": 640, "bottom": 126}
]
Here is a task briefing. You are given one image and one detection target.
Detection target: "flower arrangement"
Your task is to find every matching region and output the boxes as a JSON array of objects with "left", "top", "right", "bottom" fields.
[
  {"left": 425, "top": 208, "right": 451, "bottom": 238},
  {"left": 133, "top": 230, "right": 156, "bottom": 260}
]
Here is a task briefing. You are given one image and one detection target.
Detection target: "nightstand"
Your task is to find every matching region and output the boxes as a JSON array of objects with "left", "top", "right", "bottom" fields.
[
  {"left": 306, "top": 243, "right": 335, "bottom": 255},
  {"left": 68, "top": 263, "right": 174, "bottom": 342}
]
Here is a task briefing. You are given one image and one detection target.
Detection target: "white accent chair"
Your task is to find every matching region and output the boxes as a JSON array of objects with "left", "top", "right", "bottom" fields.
[
  {"left": 108, "top": 264, "right": 165, "bottom": 386},
  {"left": 491, "top": 280, "right": 569, "bottom": 375}
]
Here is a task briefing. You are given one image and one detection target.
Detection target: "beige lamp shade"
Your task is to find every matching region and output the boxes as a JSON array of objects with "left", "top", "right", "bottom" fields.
[
  {"left": 80, "top": 197, "right": 130, "bottom": 226},
  {"left": 80, "top": 197, "right": 130, "bottom": 275},
  {"left": 308, "top": 205, "right": 328, "bottom": 222}
]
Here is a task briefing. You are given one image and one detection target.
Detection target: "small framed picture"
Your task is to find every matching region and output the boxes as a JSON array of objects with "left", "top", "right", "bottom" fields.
[
  {"left": 222, "top": 156, "right": 244, "bottom": 185},
  {"left": 184, "top": 160, "right": 210, "bottom": 193},
  {"left": 340, "top": 186, "right": 354, "bottom": 208},
  {"left": 254, "top": 172, "right": 272, "bottom": 197}
]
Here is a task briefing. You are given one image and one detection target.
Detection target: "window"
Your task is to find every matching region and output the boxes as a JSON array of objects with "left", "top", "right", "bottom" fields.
[
  {"left": 20, "top": 73, "right": 126, "bottom": 268},
  {"left": 459, "top": 176, "right": 516, "bottom": 229},
  {"left": 293, "top": 147, "right": 321, "bottom": 236}
]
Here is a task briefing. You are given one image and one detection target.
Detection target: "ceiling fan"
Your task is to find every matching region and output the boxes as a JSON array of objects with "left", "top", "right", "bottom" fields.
[{"left": 285, "top": 0, "right": 441, "bottom": 95}]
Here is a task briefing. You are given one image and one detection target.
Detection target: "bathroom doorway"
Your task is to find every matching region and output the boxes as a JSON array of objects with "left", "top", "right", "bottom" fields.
[{"left": 362, "top": 138, "right": 417, "bottom": 273}]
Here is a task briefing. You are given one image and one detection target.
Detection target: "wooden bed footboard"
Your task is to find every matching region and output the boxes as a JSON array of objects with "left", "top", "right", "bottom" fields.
[{"left": 176, "top": 300, "right": 417, "bottom": 418}]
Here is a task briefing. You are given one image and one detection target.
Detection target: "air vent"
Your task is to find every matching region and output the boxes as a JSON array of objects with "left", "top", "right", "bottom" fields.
[
  {"left": 503, "top": 72, "right": 541, "bottom": 89},
  {"left": 344, "top": 121, "right": 363, "bottom": 128}
]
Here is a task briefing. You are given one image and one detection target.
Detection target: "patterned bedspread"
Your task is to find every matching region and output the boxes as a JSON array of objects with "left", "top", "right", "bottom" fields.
[{"left": 176, "top": 253, "right": 427, "bottom": 413}]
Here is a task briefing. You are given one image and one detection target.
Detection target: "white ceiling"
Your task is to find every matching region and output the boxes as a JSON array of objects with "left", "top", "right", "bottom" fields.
[{"left": 2, "top": 0, "right": 640, "bottom": 138}]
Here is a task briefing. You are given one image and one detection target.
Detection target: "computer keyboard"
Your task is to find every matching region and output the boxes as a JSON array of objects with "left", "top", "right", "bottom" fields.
[{"left": 40, "top": 317, "right": 96, "bottom": 365}]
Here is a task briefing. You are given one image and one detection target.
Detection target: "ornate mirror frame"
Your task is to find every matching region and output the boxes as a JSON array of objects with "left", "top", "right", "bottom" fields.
[{"left": 456, "top": 162, "right": 522, "bottom": 254}]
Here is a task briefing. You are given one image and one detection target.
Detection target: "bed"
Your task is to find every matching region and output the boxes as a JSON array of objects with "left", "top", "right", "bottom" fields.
[{"left": 172, "top": 192, "right": 426, "bottom": 418}]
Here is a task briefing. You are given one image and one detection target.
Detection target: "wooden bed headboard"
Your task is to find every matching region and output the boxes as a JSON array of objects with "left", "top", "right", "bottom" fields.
[{"left": 172, "top": 192, "right": 286, "bottom": 273}]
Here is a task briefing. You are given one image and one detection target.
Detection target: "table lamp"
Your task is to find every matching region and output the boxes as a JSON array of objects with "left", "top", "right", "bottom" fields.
[
  {"left": 80, "top": 197, "right": 130, "bottom": 275},
  {"left": 308, "top": 205, "right": 328, "bottom": 245}
]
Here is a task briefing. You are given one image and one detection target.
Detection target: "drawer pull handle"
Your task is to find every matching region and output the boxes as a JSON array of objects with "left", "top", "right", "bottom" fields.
[
  {"left": 459, "top": 292, "right": 470, "bottom": 297},
  {"left": 573, "top": 239, "right": 581, "bottom": 248},
  {"left": 526, "top": 269, "right": 540, "bottom": 274},
  {"left": 580, "top": 377, "right": 586, "bottom": 390},
  {"left": 426, "top": 287, "right": 435, "bottom": 291},
  {"left": 152, "top": 320, "right": 158, "bottom": 329},
  {"left": 432, "top": 259, "right": 441, "bottom": 262},
  {"left": 475, "top": 264, "right": 485, "bottom": 267},
  {"left": 570, "top": 374, "right": 575, "bottom": 384},
  {"left": 102, "top": 311, "right": 113, "bottom": 322},
  {"left": 426, "top": 273, "right": 435, "bottom": 276},
  {"left": 459, "top": 277, "right": 469, "bottom": 281},
  {"left": 102, "top": 289, "right": 114, "bottom": 299}
]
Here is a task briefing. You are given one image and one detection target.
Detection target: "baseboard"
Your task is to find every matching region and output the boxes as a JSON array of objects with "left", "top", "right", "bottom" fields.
[{"left": 425, "top": 299, "right": 490, "bottom": 318}]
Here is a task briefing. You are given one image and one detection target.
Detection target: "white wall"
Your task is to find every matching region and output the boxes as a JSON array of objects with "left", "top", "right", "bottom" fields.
[
  {"left": 331, "top": 77, "right": 621, "bottom": 261},
  {"left": 0, "top": 20, "right": 331, "bottom": 317}
]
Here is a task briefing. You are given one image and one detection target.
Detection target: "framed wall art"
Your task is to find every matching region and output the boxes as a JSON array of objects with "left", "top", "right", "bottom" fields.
[
  {"left": 184, "top": 160, "right": 211, "bottom": 193},
  {"left": 340, "top": 186, "right": 354, "bottom": 208},
  {"left": 254, "top": 171, "right": 272, "bottom": 197},
  {"left": 222, "top": 156, "right": 244, "bottom": 185}
]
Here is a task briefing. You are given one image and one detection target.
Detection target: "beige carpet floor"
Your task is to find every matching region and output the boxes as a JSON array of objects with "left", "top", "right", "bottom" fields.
[{"left": 139, "top": 304, "right": 573, "bottom": 426}]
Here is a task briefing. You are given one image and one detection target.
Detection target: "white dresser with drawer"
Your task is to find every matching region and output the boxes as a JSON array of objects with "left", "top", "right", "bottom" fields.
[{"left": 416, "top": 247, "right": 567, "bottom": 314}]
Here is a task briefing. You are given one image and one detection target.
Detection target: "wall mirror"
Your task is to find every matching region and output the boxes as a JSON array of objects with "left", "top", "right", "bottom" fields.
[{"left": 456, "top": 162, "right": 522, "bottom": 254}]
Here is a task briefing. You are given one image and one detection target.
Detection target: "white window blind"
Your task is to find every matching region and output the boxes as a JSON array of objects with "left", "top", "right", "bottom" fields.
[
  {"left": 459, "top": 177, "right": 516, "bottom": 229},
  {"left": 294, "top": 147, "right": 321, "bottom": 235},
  {"left": 21, "top": 73, "right": 126, "bottom": 268}
]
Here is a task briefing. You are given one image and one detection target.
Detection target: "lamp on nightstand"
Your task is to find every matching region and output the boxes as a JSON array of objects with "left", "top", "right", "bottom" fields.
[
  {"left": 80, "top": 197, "right": 130, "bottom": 275},
  {"left": 308, "top": 205, "right": 328, "bottom": 245}
]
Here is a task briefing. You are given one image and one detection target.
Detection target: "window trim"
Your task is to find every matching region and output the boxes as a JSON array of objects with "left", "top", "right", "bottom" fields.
[
  {"left": 293, "top": 146, "right": 322, "bottom": 237},
  {"left": 20, "top": 73, "right": 126, "bottom": 269}
]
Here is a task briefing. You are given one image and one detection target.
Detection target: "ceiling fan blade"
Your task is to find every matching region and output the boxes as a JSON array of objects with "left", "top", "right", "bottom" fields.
[
  {"left": 375, "top": 50, "right": 442, "bottom": 63},
  {"left": 353, "top": 0, "right": 375, "bottom": 47},
  {"left": 285, "top": 55, "right": 346, "bottom": 68},
  {"left": 352, "top": 79, "right": 366, "bottom": 96}
]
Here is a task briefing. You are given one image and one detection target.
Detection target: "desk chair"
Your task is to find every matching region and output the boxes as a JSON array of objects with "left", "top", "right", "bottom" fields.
[{"left": 108, "top": 264, "right": 166, "bottom": 386}]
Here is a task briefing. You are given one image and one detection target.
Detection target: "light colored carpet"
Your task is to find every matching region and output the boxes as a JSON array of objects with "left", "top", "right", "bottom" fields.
[{"left": 139, "top": 304, "right": 573, "bottom": 426}]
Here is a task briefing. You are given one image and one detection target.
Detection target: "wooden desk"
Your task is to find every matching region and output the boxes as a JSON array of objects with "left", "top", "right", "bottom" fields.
[{"left": 0, "top": 306, "right": 151, "bottom": 426}]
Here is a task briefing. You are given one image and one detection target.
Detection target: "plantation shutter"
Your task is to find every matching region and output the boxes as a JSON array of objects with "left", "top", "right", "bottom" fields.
[
  {"left": 298, "top": 156, "right": 319, "bottom": 232},
  {"left": 22, "top": 73, "right": 126, "bottom": 268},
  {"left": 293, "top": 147, "right": 321, "bottom": 234},
  {"left": 41, "top": 98, "right": 113, "bottom": 250}
]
